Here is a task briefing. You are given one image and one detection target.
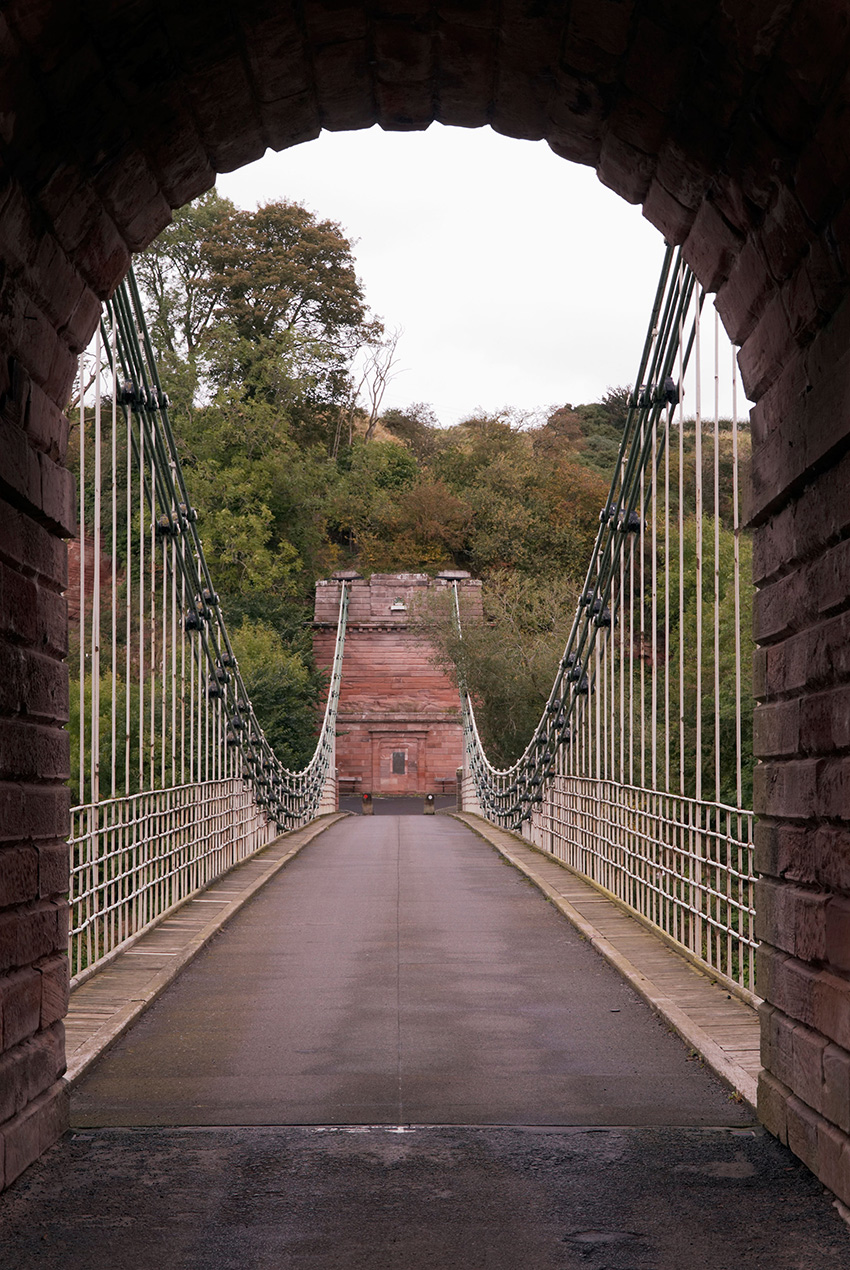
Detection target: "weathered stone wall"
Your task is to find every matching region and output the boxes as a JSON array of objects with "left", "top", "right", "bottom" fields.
[
  {"left": 2, "top": 0, "right": 850, "bottom": 1195},
  {"left": 0, "top": 375, "right": 74, "bottom": 1185},
  {"left": 313, "top": 572, "right": 480, "bottom": 795},
  {"left": 750, "top": 287, "right": 850, "bottom": 1194}
]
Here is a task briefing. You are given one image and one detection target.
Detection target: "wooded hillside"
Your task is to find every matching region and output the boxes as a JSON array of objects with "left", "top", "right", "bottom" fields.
[{"left": 124, "top": 193, "right": 751, "bottom": 788}]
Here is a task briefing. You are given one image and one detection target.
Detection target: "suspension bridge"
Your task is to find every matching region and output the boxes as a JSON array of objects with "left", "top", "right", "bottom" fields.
[{"left": 4, "top": 255, "right": 850, "bottom": 1265}]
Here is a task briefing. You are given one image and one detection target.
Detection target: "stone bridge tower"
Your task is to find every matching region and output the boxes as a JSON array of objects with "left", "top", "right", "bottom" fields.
[{"left": 313, "top": 571, "right": 481, "bottom": 797}]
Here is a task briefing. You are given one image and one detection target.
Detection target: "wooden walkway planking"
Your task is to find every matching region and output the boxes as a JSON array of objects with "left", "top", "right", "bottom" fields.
[{"left": 453, "top": 812, "right": 761, "bottom": 1107}]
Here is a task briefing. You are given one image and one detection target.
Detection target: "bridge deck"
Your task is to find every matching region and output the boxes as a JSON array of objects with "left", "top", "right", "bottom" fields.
[
  {"left": 5, "top": 814, "right": 849, "bottom": 1268},
  {"left": 453, "top": 814, "right": 761, "bottom": 1106},
  {"left": 69, "top": 812, "right": 752, "bottom": 1128},
  {"left": 65, "top": 810, "right": 760, "bottom": 1110}
]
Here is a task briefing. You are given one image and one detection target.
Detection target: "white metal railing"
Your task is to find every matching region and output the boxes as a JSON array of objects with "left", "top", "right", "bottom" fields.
[
  {"left": 532, "top": 774, "right": 756, "bottom": 999},
  {"left": 69, "top": 778, "right": 270, "bottom": 983},
  {"left": 458, "top": 249, "right": 757, "bottom": 1000},
  {"left": 69, "top": 269, "right": 349, "bottom": 983}
]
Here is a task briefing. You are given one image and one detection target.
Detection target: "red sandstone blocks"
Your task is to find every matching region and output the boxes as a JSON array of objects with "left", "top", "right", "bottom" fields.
[
  {"left": 825, "top": 898, "right": 850, "bottom": 976},
  {"left": 597, "top": 133, "right": 654, "bottom": 206},
  {"left": 752, "top": 757, "right": 818, "bottom": 820},
  {"left": 37, "top": 450, "right": 76, "bottom": 537},
  {"left": 758, "top": 1068, "right": 790, "bottom": 1143},
  {"left": 823, "top": 1042, "right": 850, "bottom": 1134},
  {"left": 0, "top": 900, "right": 62, "bottom": 975},
  {"left": 716, "top": 238, "right": 775, "bottom": 346},
  {"left": 37, "top": 842, "right": 68, "bottom": 898},
  {"left": 756, "top": 944, "right": 815, "bottom": 1029},
  {"left": 0, "top": 845, "right": 38, "bottom": 909},
  {"left": 96, "top": 148, "right": 168, "bottom": 251},
  {"left": 0, "top": 421, "right": 41, "bottom": 520},
  {"left": 567, "top": 0, "right": 633, "bottom": 59},
  {"left": 19, "top": 649, "right": 69, "bottom": 725},
  {"left": 27, "top": 232, "right": 87, "bottom": 335},
  {"left": 760, "top": 1001, "right": 794, "bottom": 1087},
  {"left": 0, "top": 180, "right": 41, "bottom": 274},
  {"left": 33, "top": 586, "right": 67, "bottom": 660},
  {"left": 124, "top": 190, "right": 175, "bottom": 257},
  {"left": 760, "top": 611, "right": 850, "bottom": 699},
  {"left": 1, "top": 1076, "right": 69, "bottom": 1190},
  {"left": 187, "top": 68, "right": 267, "bottom": 174},
  {"left": 375, "top": 80, "right": 433, "bottom": 131},
  {"left": 37, "top": 954, "right": 68, "bottom": 1028},
  {"left": 0, "top": 719, "right": 70, "bottom": 782},
  {"left": 25, "top": 380, "right": 69, "bottom": 464},
  {"left": 37, "top": 165, "right": 100, "bottom": 256},
  {"left": 759, "top": 186, "right": 810, "bottom": 284},
  {"left": 786, "top": 1092, "right": 821, "bottom": 1174},
  {"left": 61, "top": 283, "right": 102, "bottom": 357},
  {"left": 373, "top": 21, "right": 433, "bottom": 83},
  {"left": 753, "top": 820, "right": 815, "bottom": 885},
  {"left": 755, "top": 876, "right": 829, "bottom": 961},
  {"left": 435, "top": 25, "right": 493, "bottom": 129},
  {"left": 738, "top": 291, "right": 797, "bottom": 400},
  {"left": 783, "top": 259, "right": 820, "bottom": 344},
  {"left": 311, "top": 40, "right": 377, "bottom": 133},
  {"left": 241, "top": 9, "right": 309, "bottom": 104},
  {"left": 753, "top": 698, "right": 800, "bottom": 759},
  {"left": 622, "top": 18, "right": 688, "bottom": 116},
  {"left": 492, "top": 66, "right": 548, "bottom": 143},
  {"left": 816, "top": 1114, "right": 850, "bottom": 1202},
  {"left": 753, "top": 536, "right": 850, "bottom": 646},
  {"left": 683, "top": 199, "right": 744, "bottom": 293},
  {"left": 137, "top": 91, "right": 216, "bottom": 209},
  {"left": 800, "top": 685, "right": 850, "bottom": 756},
  {"left": 4, "top": 285, "right": 77, "bottom": 404},
  {"left": 74, "top": 208, "right": 131, "bottom": 299},
  {"left": 654, "top": 138, "right": 713, "bottom": 214},
  {"left": 762, "top": 944, "right": 850, "bottom": 1056},
  {"left": 812, "top": 826, "right": 850, "bottom": 894},
  {"left": 750, "top": 406, "right": 850, "bottom": 549},
  {"left": 0, "top": 562, "right": 39, "bottom": 646},
  {"left": 792, "top": 1018, "right": 828, "bottom": 1111},
  {"left": 810, "top": 536, "right": 850, "bottom": 618},
  {"left": 0, "top": 1038, "right": 32, "bottom": 1123},
  {"left": 753, "top": 570, "right": 804, "bottom": 644},
  {"left": 641, "top": 179, "right": 695, "bottom": 245},
  {"left": 0, "top": 782, "right": 69, "bottom": 844},
  {"left": 259, "top": 92, "right": 323, "bottom": 153},
  {"left": 778, "top": 0, "right": 850, "bottom": 109},
  {"left": 757, "top": 818, "right": 850, "bottom": 901},
  {"left": 0, "top": 966, "right": 41, "bottom": 1052}
]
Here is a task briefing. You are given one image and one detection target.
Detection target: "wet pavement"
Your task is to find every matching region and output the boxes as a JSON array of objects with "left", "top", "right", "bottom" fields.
[
  {"left": 69, "top": 815, "right": 753, "bottom": 1128},
  {"left": 3, "top": 1124, "right": 848, "bottom": 1268},
  {"left": 2, "top": 815, "right": 849, "bottom": 1266}
]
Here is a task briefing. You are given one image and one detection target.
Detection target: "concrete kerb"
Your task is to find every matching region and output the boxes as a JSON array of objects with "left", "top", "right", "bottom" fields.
[
  {"left": 63, "top": 812, "right": 350, "bottom": 1087},
  {"left": 451, "top": 811, "right": 759, "bottom": 1109}
]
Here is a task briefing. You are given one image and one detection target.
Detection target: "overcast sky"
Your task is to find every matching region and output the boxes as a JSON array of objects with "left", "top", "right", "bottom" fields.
[{"left": 217, "top": 125, "right": 670, "bottom": 428}]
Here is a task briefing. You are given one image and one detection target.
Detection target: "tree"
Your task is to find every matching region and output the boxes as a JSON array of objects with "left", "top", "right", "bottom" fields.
[
  {"left": 137, "top": 195, "right": 374, "bottom": 441},
  {"left": 134, "top": 190, "right": 235, "bottom": 410},
  {"left": 416, "top": 572, "right": 580, "bottom": 766}
]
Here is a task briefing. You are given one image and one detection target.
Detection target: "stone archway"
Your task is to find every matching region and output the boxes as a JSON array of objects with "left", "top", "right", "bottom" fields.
[{"left": 2, "top": 0, "right": 850, "bottom": 1197}]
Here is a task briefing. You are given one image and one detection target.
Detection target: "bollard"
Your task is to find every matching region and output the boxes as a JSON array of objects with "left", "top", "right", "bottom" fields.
[
  {"left": 424, "top": 793, "right": 435, "bottom": 816},
  {"left": 361, "top": 791, "right": 373, "bottom": 815},
  {"left": 456, "top": 767, "right": 463, "bottom": 812}
]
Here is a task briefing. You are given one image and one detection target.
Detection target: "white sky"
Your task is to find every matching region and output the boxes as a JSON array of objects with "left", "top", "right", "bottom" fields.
[{"left": 217, "top": 125, "right": 669, "bottom": 428}]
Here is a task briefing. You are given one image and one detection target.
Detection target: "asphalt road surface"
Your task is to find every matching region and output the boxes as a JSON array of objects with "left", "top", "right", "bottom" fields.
[{"left": 2, "top": 815, "right": 848, "bottom": 1267}]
